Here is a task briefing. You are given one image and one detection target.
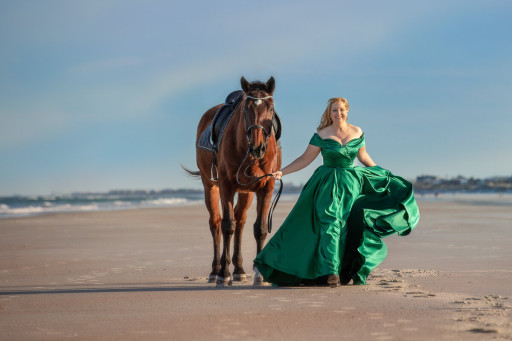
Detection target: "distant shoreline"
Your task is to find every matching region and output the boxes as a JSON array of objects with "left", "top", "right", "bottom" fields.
[{"left": 1, "top": 191, "right": 511, "bottom": 220}]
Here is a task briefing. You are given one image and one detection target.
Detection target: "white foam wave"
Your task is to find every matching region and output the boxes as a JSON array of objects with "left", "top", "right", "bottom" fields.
[
  {"left": 113, "top": 200, "right": 133, "bottom": 207},
  {"left": 0, "top": 195, "right": 201, "bottom": 219},
  {"left": 0, "top": 203, "right": 99, "bottom": 216},
  {"left": 144, "top": 198, "right": 189, "bottom": 206}
]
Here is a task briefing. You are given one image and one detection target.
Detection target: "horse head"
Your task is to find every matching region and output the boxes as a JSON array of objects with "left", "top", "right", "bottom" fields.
[{"left": 241, "top": 76, "right": 276, "bottom": 160}]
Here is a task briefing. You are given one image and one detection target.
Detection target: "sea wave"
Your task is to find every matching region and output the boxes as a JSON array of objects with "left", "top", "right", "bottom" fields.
[
  {"left": 0, "top": 203, "right": 100, "bottom": 216},
  {"left": 0, "top": 194, "right": 202, "bottom": 219},
  {"left": 144, "top": 198, "right": 189, "bottom": 206}
]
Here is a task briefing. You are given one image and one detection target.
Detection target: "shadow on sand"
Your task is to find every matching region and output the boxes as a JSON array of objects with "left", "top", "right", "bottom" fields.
[{"left": 0, "top": 281, "right": 297, "bottom": 296}]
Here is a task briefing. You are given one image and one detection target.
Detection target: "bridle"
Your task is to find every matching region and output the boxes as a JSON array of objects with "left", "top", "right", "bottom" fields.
[
  {"left": 236, "top": 93, "right": 282, "bottom": 233},
  {"left": 243, "top": 94, "right": 274, "bottom": 153}
]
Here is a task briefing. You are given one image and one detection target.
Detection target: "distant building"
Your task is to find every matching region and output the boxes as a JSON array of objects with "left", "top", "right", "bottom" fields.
[
  {"left": 413, "top": 174, "right": 512, "bottom": 193},
  {"left": 416, "top": 175, "right": 440, "bottom": 183}
]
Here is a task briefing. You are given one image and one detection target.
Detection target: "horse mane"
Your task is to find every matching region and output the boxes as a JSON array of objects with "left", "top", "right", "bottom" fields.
[{"left": 247, "top": 81, "right": 270, "bottom": 94}]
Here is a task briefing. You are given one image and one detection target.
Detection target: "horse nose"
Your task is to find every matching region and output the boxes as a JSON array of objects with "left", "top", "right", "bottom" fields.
[{"left": 249, "top": 143, "right": 266, "bottom": 159}]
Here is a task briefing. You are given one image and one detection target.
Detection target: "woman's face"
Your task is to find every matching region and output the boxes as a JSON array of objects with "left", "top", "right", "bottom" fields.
[{"left": 330, "top": 101, "right": 348, "bottom": 123}]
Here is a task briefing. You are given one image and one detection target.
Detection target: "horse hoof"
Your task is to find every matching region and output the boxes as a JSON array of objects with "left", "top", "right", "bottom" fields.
[
  {"left": 216, "top": 276, "right": 231, "bottom": 287},
  {"left": 253, "top": 265, "right": 265, "bottom": 286},
  {"left": 253, "top": 276, "right": 264, "bottom": 286},
  {"left": 208, "top": 275, "right": 217, "bottom": 283},
  {"left": 233, "top": 274, "right": 247, "bottom": 282}
]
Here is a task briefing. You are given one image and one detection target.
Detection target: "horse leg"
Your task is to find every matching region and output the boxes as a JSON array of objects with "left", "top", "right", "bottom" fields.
[
  {"left": 253, "top": 188, "right": 273, "bottom": 285},
  {"left": 232, "top": 192, "right": 254, "bottom": 282},
  {"left": 217, "top": 185, "right": 236, "bottom": 286},
  {"left": 203, "top": 182, "right": 221, "bottom": 283}
]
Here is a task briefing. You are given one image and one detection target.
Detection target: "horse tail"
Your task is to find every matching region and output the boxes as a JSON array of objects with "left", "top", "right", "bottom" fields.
[{"left": 181, "top": 164, "right": 202, "bottom": 179}]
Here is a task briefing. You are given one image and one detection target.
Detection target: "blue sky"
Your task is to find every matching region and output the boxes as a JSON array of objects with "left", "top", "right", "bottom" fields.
[{"left": 1, "top": 0, "right": 511, "bottom": 196}]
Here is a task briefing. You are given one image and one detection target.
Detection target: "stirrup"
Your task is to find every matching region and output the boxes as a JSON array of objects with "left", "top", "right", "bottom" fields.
[
  {"left": 210, "top": 155, "right": 218, "bottom": 181},
  {"left": 210, "top": 164, "right": 218, "bottom": 181}
]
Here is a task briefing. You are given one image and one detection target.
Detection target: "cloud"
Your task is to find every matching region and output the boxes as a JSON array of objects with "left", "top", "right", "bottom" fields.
[
  {"left": 0, "top": 1, "right": 434, "bottom": 149},
  {"left": 1, "top": 0, "right": 504, "bottom": 151}
]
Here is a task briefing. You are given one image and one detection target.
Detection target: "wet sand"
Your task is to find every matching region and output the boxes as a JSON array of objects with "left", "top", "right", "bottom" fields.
[{"left": 1, "top": 199, "right": 511, "bottom": 340}]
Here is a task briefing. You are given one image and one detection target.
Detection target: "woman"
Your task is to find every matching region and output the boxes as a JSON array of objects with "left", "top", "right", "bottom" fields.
[{"left": 253, "top": 98, "right": 419, "bottom": 287}]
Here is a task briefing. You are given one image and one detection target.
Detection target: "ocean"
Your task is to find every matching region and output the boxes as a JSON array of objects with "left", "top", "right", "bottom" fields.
[
  {"left": 1, "top": 189, "right": 510, "bottom": 220},
  {"left": 415, "top": 192, "right": 512, "bottom": 206},
  {"left": 0, "top": 190, "right": 204, "bottom": 219}
]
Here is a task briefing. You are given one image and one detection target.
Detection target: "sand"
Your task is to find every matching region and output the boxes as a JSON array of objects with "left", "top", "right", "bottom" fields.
[{"left": 1, "top": 199, "right": 511, "bottom": 340}]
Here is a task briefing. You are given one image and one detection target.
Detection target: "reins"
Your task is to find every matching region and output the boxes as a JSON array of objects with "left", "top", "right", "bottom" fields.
[
  {"left": 235, "top": 94, "right": 283, "bottom": 234},
  {"left": 236, "top": 149, "right": 283, "bottom": 234}
]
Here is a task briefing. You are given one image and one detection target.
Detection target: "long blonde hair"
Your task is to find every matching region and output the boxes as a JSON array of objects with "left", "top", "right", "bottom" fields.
[{"left": 317, "top": 97, "right": 349, "bottom": 130}]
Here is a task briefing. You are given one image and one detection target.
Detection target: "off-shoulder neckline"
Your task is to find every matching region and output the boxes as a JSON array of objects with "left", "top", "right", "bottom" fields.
[{"left": 314, "top": 132, "right": 364, "bottom": 147}]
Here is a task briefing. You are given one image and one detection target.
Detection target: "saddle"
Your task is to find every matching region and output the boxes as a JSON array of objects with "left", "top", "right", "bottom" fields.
[
  {"left": 197, "top": 90, "right": 282, "bottom": 180},
  {"left": 197, "top": 90, "right": 282, "bottom": 153}
]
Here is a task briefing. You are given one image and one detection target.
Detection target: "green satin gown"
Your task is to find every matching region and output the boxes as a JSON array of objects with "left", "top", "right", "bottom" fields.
[{"left": 253, "top": 133, "right": 420, "bottom": 285}]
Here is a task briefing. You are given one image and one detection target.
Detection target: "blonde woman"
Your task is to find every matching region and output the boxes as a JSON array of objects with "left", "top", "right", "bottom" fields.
[{"left": 254, "top": 98, "right": 419, "bottom": 287}]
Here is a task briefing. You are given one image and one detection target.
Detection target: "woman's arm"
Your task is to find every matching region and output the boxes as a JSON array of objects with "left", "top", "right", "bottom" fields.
[
  {"left": 357, "top": 145, "right": 376, "bottom": 167},
  {"left": 272, "top": 144, "right": 321, "bottom": 179}
]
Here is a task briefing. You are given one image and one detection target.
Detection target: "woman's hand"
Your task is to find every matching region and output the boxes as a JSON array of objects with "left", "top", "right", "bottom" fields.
[{"left": 271, "top": 171, "right": 283, "bottom": 180}]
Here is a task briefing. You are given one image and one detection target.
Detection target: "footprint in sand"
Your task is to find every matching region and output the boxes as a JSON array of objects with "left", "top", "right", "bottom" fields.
[
  {"left": 183, "top": 276, "right": 208, "bottom": 282},
  {"left": 468, "top": 328, "right": 499, "bottom": 334},
  {"left": 400, "top": 290, "right": 436, "bottom": 298},
  {"left": 377, "top": 280, "right": 404, "bottom": 291},
  {"left": 451, "top": 295, "right": 511, "bottom": 338}
]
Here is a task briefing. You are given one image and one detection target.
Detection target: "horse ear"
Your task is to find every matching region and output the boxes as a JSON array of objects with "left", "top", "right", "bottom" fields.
[
  {"left": 241, "top": 76, "right": 251, "bottom": 93},
  {"left": 266, "top": 76, "right": 275, "bottom": 95}
]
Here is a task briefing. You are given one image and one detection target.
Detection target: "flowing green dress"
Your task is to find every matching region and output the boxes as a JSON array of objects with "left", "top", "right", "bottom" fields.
[{"left": 253, "top": 133, "right": 420, "bottom": 285}]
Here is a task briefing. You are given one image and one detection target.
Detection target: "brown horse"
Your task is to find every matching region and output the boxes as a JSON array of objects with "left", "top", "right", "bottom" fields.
[{"left": 187, "top": 76, "right": 281, "bottom": 286}]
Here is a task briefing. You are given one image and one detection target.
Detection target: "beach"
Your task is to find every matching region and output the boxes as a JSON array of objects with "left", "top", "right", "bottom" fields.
[{"left": 1, "top": 198, "right": 511, "bottom": 340}]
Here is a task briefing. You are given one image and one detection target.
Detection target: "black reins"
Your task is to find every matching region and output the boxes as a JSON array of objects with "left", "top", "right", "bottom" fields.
[
  {"left": 236, "top": 149, "right": 283, "bottom": 234},
  {"left": 236, "top": 94, "right": 283, "bottom": 233}
]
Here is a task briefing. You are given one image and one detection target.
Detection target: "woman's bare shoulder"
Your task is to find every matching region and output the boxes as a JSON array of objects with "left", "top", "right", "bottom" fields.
[
  {"left": 349, "top": 124, "right": 363, "bottom": 136},
  {"left": 316, "top": 126, "right": 332, "bottom": 138}
]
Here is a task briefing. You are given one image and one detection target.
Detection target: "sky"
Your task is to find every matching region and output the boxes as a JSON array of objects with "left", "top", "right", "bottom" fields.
[{"left": 1, "top": 0, "right": 511, "bottom": 196}]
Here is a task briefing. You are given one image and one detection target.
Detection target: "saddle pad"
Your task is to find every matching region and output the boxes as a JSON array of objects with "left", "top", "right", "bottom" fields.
[
  {"left": 197, "top": 91, "right": 243, "bottom": 152},
  {"left": 197, "top": 124, "right": 215, "bottom": 152}
]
